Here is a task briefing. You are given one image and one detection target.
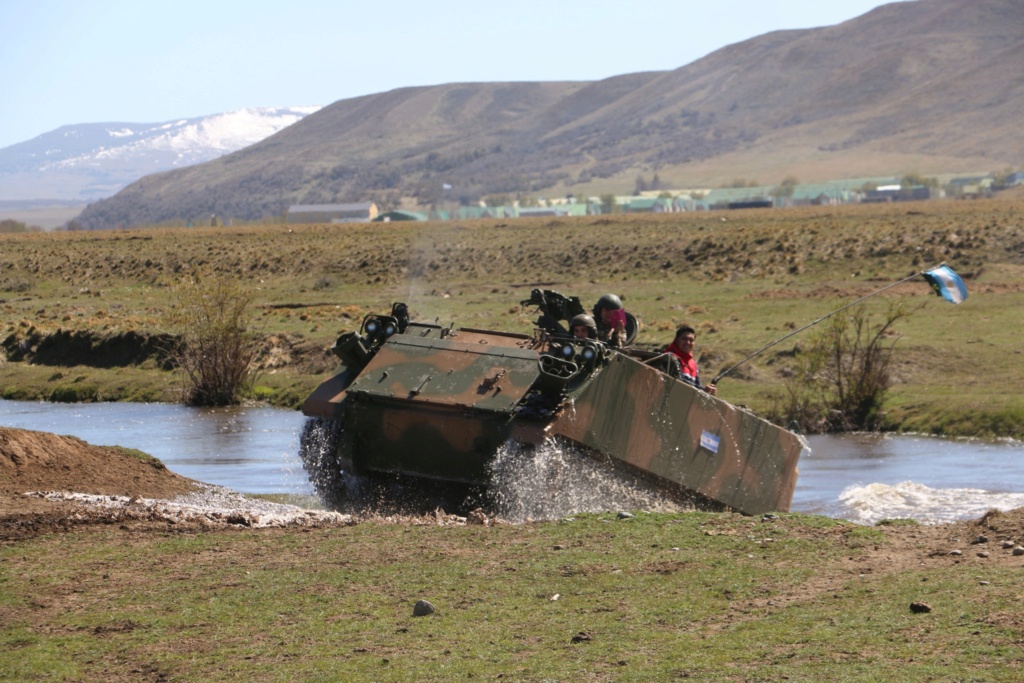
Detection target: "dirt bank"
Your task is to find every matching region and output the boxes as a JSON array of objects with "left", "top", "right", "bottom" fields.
[
  {"left": 0, "top": 427, "right": 351, "bottom": 540},
  {"left": 0, "top": 427, "right": 195, "bottom": 505},
  {"left": 1, "top": 328, "right": 335, "bottom": 374}
]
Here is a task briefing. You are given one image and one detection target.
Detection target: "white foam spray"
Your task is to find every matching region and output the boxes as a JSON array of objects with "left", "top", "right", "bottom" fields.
[
  {"left": 488, "top": 437, "right": 689, "bottom": 523},
  {"left": 297, "top": 417, "right": 365, "bottom": 510},
  {"left": 300, "top": 419, "right": 695, "bottom": 522},
  {"left": 839, "top": 481, "right": 1024, "bottom": 525}
]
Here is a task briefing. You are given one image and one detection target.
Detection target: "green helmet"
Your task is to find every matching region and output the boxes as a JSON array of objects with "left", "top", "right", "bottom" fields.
[
  {"left": 593, "top": 293, "right": 623, "bottom": 314},
  {"left": 569, "top": 313, "right": 598, "bottom": 338}
]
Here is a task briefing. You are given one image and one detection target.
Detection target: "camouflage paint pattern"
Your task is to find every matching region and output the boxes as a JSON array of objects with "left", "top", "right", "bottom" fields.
[
  {"left": 302, "top": 307, "right": 804, "bottom": 515},
  {"left": 549, "top": 352, "right": 803, "bottom": 515}
]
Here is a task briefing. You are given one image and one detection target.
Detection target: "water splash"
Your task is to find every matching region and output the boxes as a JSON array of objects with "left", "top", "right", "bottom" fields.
[
  {"left": 297, "top": 417, "right": 356, "bottom": 509},
  {"left": 488, "top": 437, "right": 689, "bottom": 523},
  {"left": 297, "top": 416, "right": 484, "bottom": 515},
  {"left": 839, "top": 481, "right": 1024, "bottom": 525}
]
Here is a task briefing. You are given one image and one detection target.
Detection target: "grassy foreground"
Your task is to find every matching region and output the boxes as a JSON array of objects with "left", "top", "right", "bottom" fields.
[
  {"left": 3, "top": 510, "right": 1024, "bottom": 682},
  {"left": 3, "top": 199, "right": 1024, "bottom": 436}
]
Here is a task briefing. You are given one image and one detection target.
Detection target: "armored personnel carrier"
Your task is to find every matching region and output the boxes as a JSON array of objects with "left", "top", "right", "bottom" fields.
[{"left": 300, "top": 291, "right": 804, "bottom": 515}]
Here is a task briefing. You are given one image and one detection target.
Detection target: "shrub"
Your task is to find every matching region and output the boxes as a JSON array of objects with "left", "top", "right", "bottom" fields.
[
  {"left": 165, "top": 272, "right": 262, "bottom": 406},
  {"left": 768, "top": 302, "right": 912, "bottom": 432},
  {"left": 49, "top": 384, "right": 99, "bottom": 402}
]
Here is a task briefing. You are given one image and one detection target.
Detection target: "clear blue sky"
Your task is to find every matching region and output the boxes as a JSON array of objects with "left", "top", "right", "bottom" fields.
[{"left": 0, "top": 0, "right": 909, "bottom": 150}]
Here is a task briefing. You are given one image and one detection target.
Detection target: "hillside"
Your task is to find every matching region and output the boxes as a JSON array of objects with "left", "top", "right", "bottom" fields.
[{"left": 71, "top": 0, "right": 1024, "bottom": 228}]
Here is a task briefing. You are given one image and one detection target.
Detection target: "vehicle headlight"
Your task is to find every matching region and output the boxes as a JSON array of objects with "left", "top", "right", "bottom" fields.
[
  {"left": 561, "top": 344, "right": 576, "bottom": 359},
  {"left": 365, "top": 319, "right": 380, "bottom": 335},
  {"left": 581, "top": 346, "right": 596, "bottom": 362},
  {"left": 384, "top": 322, "right": 397, "bottom": 336}
]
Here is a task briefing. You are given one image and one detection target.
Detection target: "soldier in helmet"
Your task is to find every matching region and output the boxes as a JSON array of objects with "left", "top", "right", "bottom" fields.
[
  {"left": 592, "top": 293, "right": 627, "bottom": 347},
  {"left": 569, "top": 313, "right": 598, "bottom": 340}
]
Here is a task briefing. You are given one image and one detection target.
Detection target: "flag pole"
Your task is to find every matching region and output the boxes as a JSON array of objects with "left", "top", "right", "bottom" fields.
[{"left": 710, "top": 269, "right": 931, "bottom": 386}]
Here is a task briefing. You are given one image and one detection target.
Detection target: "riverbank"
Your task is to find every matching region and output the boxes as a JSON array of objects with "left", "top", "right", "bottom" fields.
[
  {"left": 3, "top": 200, "right": 1024, "bottom": 437},
  {"left": 3, "top": 425, "right": 1024, "bottom": 681}
]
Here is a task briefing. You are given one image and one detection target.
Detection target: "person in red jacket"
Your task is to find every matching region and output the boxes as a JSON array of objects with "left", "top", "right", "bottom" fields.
[{"left": 665, "top": 325, "right": 717, "bottom": 396}]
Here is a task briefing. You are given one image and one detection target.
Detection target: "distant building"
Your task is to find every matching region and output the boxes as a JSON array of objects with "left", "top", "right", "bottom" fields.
[
  {"left": 727, "top": 199, "right": 773, "bottom": 210},
  {"left": 374, "top": 210, "right": 428, "bottom": 222},
  {"left": 623, "top": 197, "right": 674, "bottom": 213},
  {"left": 946, "top": 176, "right": 993, "bottom": 199},
  {"left": 287, "top": 202, "right": 378, "bottom": 223},
  {"left": 863, "top": 187, "right": 901, "bottom": 203},
  {"left": 672, "top": 195, "right": 696, "bottom": 211},
  {"left": 904, "top": 186, "right": 937, "bottom": 201},
  {"left": 516, "top": 206, "right": 575, "bottom": 218}
]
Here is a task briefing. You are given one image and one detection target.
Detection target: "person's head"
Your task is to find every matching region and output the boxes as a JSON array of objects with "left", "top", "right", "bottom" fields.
[
  {"left": 674, "top": 325, "right": 696, "bottom": 350},
  {"left": 593, "top": 293, "right": 623, "bottom": 324},
  {"left": 569, "top": 313, "right": 597, "bottom": 339}
]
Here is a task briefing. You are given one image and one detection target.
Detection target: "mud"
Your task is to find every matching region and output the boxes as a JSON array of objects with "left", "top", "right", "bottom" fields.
[
  {"left": 0, "top": 427, "right": 353, "bottom": 540},
  {"left": 1, "top": 329, "right": 335, "bottom": 375}
]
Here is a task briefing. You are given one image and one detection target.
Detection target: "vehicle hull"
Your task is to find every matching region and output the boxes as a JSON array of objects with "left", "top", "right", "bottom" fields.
[{"left": 301, "top": 303, "right": 804, "bottom": 515}]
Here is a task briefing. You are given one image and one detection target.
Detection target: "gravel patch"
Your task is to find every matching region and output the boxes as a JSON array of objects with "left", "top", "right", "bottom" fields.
[{"left": 24, "top": 483, "right": 355, "bottom": 529}]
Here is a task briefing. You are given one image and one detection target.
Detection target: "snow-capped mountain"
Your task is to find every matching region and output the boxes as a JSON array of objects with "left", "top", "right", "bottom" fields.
[{"left": 0, "top": 106, "right": 321, "bottom": 202}]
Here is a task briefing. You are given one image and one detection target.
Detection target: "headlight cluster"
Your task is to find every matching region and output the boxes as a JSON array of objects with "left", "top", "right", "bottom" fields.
[
  {"left": 362, "top": 315, "right": 399, "bottom": 341},
  {"left": 553, "top": 340, "right": 601, "bottom": 365}
]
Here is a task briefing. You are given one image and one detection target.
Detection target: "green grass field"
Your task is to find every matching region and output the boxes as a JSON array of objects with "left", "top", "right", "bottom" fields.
[{"left": 3, "top": 510, "right": 1024, "bottom": 682}]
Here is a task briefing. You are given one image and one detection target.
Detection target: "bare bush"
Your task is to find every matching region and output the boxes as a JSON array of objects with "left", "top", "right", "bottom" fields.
[
  {"left": 768, "top": 302, "right": 913, "bottom": 433},
  {"left": 165, "top": 273, "right": 262, "bottom": 406}
]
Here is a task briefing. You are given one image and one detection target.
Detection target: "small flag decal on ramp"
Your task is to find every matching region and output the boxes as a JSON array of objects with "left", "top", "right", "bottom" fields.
[{"left": 700, "top": 430, "right": 720, "bottom": 454}]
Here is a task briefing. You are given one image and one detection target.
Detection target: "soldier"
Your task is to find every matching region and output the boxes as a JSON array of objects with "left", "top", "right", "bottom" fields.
[
  {"left": 569, "top": 313, "right": 598, "bottom": 340},
  {"left": 592, "top": 293, "right": 627, "bottom": 347},
  {"left": 666, "top": 325, "right": 717, "bottom": 396}
]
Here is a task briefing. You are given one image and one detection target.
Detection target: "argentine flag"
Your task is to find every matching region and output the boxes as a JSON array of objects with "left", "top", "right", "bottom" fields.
[{"left": 922, "top": 264, "right": 968, "bottom": 304}]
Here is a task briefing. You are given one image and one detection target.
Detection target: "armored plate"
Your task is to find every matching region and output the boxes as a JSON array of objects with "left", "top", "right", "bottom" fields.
[
  {"left": 550, "top": 352, "right": 803, "bottom": 515},
  {"left": 346, "top": 334, "right": 542, "bottom": 413}
]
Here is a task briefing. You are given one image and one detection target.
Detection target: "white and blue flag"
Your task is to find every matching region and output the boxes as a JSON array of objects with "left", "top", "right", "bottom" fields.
[
  {"left": 700, "top": 430, "right": 720, "bottom": 454},
  {"left": 922, "top": 264, "right": 968, "bottom": 304}
]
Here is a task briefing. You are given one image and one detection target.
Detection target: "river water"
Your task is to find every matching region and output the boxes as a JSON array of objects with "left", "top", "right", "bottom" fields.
[{"left": 3, "top": 399, "right": 1024, "bottom": 525}]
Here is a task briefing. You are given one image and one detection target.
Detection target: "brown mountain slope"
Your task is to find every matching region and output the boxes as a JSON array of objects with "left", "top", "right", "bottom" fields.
[
  {"left": 77, "top": 0, "right": 1023, "bottom": 229},
  {"left": 560, "top": 0, "right": 1023, "bottom": 165}
]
